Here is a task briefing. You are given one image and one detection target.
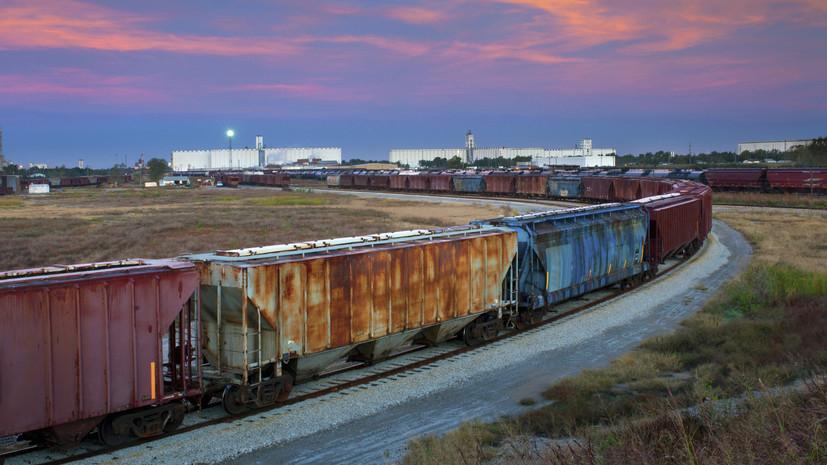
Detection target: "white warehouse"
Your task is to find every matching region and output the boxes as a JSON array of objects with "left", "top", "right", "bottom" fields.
[
  {"left": 171, "top": 135, "right": 341, "bottom": 171},
  {"left": 737, "top": 139, "right": 811, "bottom": 154},
  {"left": 389, "top": 131, "right": 615, "bottom": 168}
]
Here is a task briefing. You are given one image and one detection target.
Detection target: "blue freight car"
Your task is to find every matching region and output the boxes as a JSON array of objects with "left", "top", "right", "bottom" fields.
[
  {"left": 548, "top": 176, "right": 582, "bottom": 198},
  {"left": 475, "top": 203, "right": 649, "bottom": 312},
  {"left": 453, "top": 175, "right": 486, "bottom": 194}
]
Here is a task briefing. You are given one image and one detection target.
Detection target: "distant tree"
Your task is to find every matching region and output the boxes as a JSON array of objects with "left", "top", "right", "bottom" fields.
[{"left": 147, "top": 158, "right": 168, "bottom": 183}]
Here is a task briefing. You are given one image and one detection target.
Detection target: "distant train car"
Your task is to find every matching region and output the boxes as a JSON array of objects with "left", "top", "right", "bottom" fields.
[
  {"left": 548, "top": 176, "right": 582, "bottom": 198},
  {"left": 704, "top": 168, "right": 767, "bottom": 191},
  {"left": 453, "top": 175, "right": 486, "bottom": 194},
  {"left": 428, "top": 174, "right": 453, "bottom": 193},
  {"left": 516, "top": 173, "right": 549, "bottom": 197},
  {"left": 634, "top": 195, "right": 704, "bottom": 267},
  {"left": 0, "top": 260, "right": 201, "bottom": 445},
  {"left": 766, "top": 168, "right": 827, "bottom": 193},
  {"left": 485, "top": 173, "right": 517, "bottom": 196},
  {"left": 581, "top": 176, "right": 615, "bottom": 201}
]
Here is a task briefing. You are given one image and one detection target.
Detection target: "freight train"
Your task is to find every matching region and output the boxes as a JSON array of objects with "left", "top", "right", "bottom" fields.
[
  {"left": 0, "top": 175, "right": 711, "bottom": 448},
  {"left": 324, "top": 168, "right": 826, "bottom": 196}
]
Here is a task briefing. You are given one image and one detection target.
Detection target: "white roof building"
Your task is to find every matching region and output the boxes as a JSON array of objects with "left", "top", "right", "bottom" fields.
[
  {"left": 737, "top": 139, "right": 811, "bottom": 154},
  {"left": 172, "top": 135, "right": 341, "bottom": 171},
  {"left": 389, "top": 131, "right": 615, "bottom": 168}
]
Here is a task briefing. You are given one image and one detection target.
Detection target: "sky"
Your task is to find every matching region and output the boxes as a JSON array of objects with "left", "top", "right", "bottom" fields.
[{"left": 1, "top": 0, "right": 825, "bottom": 168}]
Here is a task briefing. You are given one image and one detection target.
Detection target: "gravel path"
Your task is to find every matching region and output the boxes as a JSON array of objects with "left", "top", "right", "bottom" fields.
[{"left": 48, "top": 220, "right": 750, "bottom": 465}]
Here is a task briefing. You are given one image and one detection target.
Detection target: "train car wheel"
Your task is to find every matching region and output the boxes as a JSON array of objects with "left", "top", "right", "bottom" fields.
[
  {"left": 99, "top": 416, "right": 130, "bottom": 447},
  {"left": 222, "top": 385, "right": 247, "bottom": 415},
  {"left": 163, "top": 409, "right": 185, "bottom": 433}
]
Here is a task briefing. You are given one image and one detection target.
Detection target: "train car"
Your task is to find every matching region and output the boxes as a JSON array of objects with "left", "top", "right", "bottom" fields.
[
  {"left": 633, "top": 194, "right": 703, "bottom": 268},
  {"left": 369, "top": 174, "right": 391, "bottom": 190},
  {"left": 613, "top": 177, "right": 642, "bottom": 201},
  {"left": 185, "top": 225, "right": 518, "bottom": 413},
  {"left": 581, "top": 176, "right": 615, "bottom": 201},
  {"left": 352, "top": 174, "right": 371, "bottom": 189},
  {"left": 428, "top": 174, "right": 453, "bottom": 193},
  {"left": 547, "top": 176, "right": 582, "bottom": 198},
  {"left": 704, "top": 168, "right": 767, "bottom": 191},
  {"left": 516, "top": 173, "right": 549, "bottom": 197},
  {"left": 326, "top": 175, "right": 341, "bottom": 187},
  {"left": 338, "top": 174, "right": 355, "bottom": 188},
  {"left": 0, "top": 259, "right": 201, "bottom": 446},
  {"left": 408, "top": 174, "right": 430, "bottom": 191},
  {"left": 766, "top": 168, "right": 827, "bottom": 193},
  {"left": 453, "top": 175, "right": 486, "bottom": 194},
  {"left": 389, "top": 175, "right": 408, "bottom": 191},
  {"left": 485, "top": 173, "right": 517, "bottom": 196},
  {"left": 475, "top": 203, "right": 649, "bottom": 317}
]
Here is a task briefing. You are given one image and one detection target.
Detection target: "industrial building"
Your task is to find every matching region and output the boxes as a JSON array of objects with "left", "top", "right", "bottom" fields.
[
  {"left": 737, "top": 139, "right": 811, "bottom": 154},
  {"left": 171, "top": 135, "right": 341, "bottom": 171},
  {"left": 389, "top": 131, "right": 615, "bottom": 168}
]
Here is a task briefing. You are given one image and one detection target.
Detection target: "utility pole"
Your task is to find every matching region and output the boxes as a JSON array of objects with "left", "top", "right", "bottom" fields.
[{"left": 688, "top": 143, "right": 692, "bottom": 167}]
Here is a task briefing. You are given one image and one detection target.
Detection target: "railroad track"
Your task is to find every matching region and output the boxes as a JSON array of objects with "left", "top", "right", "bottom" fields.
[{"left": 3, "top": 252, "right": 690, "bottom": 465}]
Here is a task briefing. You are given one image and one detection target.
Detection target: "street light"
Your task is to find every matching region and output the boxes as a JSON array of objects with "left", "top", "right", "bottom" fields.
[{"left": 227, "top": 129, "right": 234, "bottom": 169}]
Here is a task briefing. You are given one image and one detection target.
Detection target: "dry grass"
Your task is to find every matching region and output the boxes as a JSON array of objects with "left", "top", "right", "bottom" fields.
[
  {"left": 715, "top": 209, "right": 827, "bottom": 272},
  {"left": 0, "top": 186, "right": 510, "bottom": 271},
  {"left": 713, "top": 191, "right": 827, "bottom": 209}
]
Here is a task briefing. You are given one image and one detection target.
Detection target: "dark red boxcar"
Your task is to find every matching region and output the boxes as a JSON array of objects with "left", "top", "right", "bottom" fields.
[
  {"left": 766, "top": 169, "right": 827, "bottom": 193},
  {"left": 353, "top": 174, "right": 370, "bottom": 188},
  {"left": 704, "top": 169, "right": 767, "bottom": 190},
  {"left": 0, "top": 259, "right": 201, "bottom": 444},
  {"left": 642, "top": 196, "right": 702, "bottom": 265},
  {"left": 338, "top": 174, "right": 354, "bottom": 188},
  {"left": 515, "top": 174, "right": 548, "bottom": 197},
  {"left": 369, "top": 174, "right": 390, "bottom": 190},
  {"left": 581, "top": 176, "right": 615, "bottom": 201},
  {"left": 389, "top": 175, "right": 408, "bottom": 190},
  {"left": 613, "top": 177, "right": 642, "bottom": 201},
  {"left": 408, "top": 174, "right": 430, "bottom": 191},
  {"left": 428, "top": 174, "right": 453, "bottom": 192},
  {"left": 484, "top": 173, "right": 517, "bottom": 196}
]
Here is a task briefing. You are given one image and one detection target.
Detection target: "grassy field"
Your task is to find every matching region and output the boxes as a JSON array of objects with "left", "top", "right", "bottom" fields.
[
  {"left": 713, "top": 191, "right": 827, "bottom": 209},
  {"left": 0, "top": 186, "right": 512, "bottom": 271},
  {"left": 401, "top": 209, "right": 827, "bottom": 465}
]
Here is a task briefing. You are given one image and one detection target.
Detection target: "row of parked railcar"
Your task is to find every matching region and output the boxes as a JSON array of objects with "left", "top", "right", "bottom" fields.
[
  {"left": 1, "top": 175, "right": 711, "bottom": 447},
  {"left": 702, "top": 168, "right": 827, "bottom": 193},
  {"left": 212, "top": 172, "right": 290, "bottom": 189},
  {"left": 19, "top": 174, "right": 134, "bottom": 190}
]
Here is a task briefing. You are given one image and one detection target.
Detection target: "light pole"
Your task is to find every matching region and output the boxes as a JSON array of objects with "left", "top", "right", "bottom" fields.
[{"left": 227, "top": 129, "right": 234, "bottom": 169}]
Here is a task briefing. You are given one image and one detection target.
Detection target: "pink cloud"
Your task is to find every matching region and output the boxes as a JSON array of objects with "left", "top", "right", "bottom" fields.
[
  {"left": 384, "top": 6, "right": 450, "bottom": 25},
  {"left": 0, "top": 0, "right": 300, "bottom": 56},
  {"left": 0, "top": 73, "right": 164, "bottom": 102},
  {"left": 229, "top": 83, "right": 371, "bottom": 102}
]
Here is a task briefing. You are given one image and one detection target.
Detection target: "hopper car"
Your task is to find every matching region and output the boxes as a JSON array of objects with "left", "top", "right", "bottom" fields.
[{"left": 2, "top": 174, "right": 712, "bottom": 447}]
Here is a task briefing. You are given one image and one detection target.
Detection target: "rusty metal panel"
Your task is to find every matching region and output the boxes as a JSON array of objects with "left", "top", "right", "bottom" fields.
[
  {"left": 350, "top": 255, "right": 371, "bottom": 342},
  {"left": 469, "top": 237, "right": 485, "bottom": 313},
  {"left": 422, "top": 243, "right": 439, "bottom": 325},
  {"left": 582, "top": 176, "right": 615, "bottom": 200},
  {"left": 370, "top": 251, "right": 391, "bottom": 338},
  {"left": 0, "top": 260, "right": 199, "bottom": 439},
  {"left": 305, "top": 259, "right": 329, "bottom": 353},
  {"left": 453, "top": 240, "right": 471, "bottom": 317},
  {"left": 436, "top": 241, "right": 456, "bottom": 322},
  {"left": 389, "top": 175, "right": 408, "bottom": 190},
  {"left": 389, "top": 248, "right": 407, "bottom": 332},
  {"left": 279, "top": 262, "right": 306, "bottom": 357},
  {"left": 328, "top": 256, "right": 351, "bottom": 348},
  {"left": 405, "top": 246, "right": 424, "bottom": 329}
]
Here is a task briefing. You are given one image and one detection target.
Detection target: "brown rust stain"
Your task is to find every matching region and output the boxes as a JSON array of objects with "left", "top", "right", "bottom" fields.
[{"left": 328, "top": 256, "right": 352, "bottom": 348}]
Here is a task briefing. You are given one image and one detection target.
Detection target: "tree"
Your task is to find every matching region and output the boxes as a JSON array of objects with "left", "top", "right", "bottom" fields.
[{"left": 147, "top": 158, "right": 169, "bottom": 183}]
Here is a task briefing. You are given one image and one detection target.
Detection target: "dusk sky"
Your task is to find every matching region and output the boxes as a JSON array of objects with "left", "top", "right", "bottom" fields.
[{"left": 1, "top": 0, "right": 825, "bottom": 168}]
